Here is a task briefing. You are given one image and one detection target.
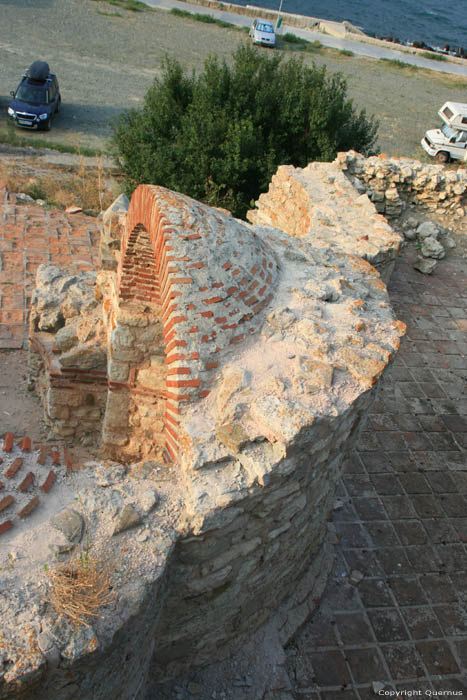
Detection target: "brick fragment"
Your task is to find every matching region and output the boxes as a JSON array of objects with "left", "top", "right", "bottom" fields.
[
  {"left": 37, "top": 445, "right": 47, "bottom": 465},
  {"left": 18, "top": 496, "right": 40, "bottom": 519},
  {"left": 0, "top": 495, "right": 14, "bottom": 513},
  {"left": 63, "top": 448, "right": 73, "bottom": 475},
  {"left": 0, "top": 520, "right": 13, "bottom": 536},
  {"left": 18, "top": 472, "right": 34, "bottom": 492},
  {"left": 3, "top": 432, "right": 14, "bottom": 452},
  {"left": 19, "top": 436, "right": 32, "bottom": 452},
  {"left": 50, "top": 450, "right": 60, "bottom": 466},
  {"left": 41, "top": 470, "right": 56, "bottom": 493},
  {"left": 5, "top": 458, "right": 23, "bottom": 479}
]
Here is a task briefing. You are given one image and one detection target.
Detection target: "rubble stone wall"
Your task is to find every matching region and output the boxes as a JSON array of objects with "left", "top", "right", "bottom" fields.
[
  {"left": 28, "top": 267, "right": 108, "bottom": 441},
  {"left": 247, "top": 160, "right": 402, "bottom": 283},
  {"left": 153, "top": 399, "right": 368, "bottom": 676},
  {"left": 336, "top": 151, "right": 467, "bottom": 221}
]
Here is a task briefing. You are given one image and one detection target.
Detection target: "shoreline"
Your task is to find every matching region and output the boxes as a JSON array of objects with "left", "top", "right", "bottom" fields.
[{"left": 174, "top": 0, "right": 467, "bottom": 66}]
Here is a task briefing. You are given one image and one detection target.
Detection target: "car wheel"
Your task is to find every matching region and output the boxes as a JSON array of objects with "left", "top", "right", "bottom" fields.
[
  {"left": 43, "top": 117, "right": 52, "bottom": 132},
  {"left": 435, "top": 151, "right": 449, "bottom": 163},
  {"left": 55, "top": 97, "right": 61, "bottom": 114}
]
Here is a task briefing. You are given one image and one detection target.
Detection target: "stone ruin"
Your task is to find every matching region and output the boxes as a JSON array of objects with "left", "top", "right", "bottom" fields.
[{"left": 1, "top": 157, "right": 412, "bottom": 699}]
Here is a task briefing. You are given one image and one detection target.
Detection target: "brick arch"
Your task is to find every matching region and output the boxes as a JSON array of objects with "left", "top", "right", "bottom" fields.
[{"left": 108, "top": 184, "right": 279, "bottom": 462}]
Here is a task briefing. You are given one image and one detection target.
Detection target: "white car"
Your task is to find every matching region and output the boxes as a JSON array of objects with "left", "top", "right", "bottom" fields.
[{"left": 249, "top": 19, "right": 276, "bottom": 47}]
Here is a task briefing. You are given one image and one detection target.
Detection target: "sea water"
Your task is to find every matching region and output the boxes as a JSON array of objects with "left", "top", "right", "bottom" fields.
[{"left": 233, "top": 0, "right": 466, "bottom": 50}]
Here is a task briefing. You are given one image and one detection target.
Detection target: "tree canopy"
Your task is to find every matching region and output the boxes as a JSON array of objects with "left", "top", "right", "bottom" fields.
[{"left": 112, "top": 44, "right": 379, "bottom": 218}]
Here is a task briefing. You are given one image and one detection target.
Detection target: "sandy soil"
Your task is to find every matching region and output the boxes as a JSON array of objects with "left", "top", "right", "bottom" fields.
[
  {"left": 0, "top": 350, "right": 46, "bottom": 442},
  {"left": 0, "top": 0, "right": 466, "bottom": 158}
]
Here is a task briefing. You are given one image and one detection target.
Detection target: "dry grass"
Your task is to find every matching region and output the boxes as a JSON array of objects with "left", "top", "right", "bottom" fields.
[
  {"left": 0, "top": 156, "right": 117, "bottom": 215},
  {"left": 47, "top": 551, "right": 114, "bottom": 628}
]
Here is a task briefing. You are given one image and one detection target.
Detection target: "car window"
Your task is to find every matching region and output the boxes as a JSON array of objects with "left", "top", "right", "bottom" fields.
[
  {"left": 257, "top": 23, "right": 274, "bottom": 32},
  {"left": 16, "top": 85, "right": 48, "bottom": 105}
]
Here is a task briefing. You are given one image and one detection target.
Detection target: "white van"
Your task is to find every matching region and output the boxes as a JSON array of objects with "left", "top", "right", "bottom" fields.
[
  {"left": 438, "top": 102, "right": 467, "bottom": 132},
  {"left": 249, "top": 19, "right": 276, "bottom": 47},
  {"left": 421, "top": 102, "right": 467, "bottom": 163}
]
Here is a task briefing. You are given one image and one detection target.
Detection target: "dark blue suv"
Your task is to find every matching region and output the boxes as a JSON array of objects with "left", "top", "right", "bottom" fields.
[{"left": 8, "top": 61, "right": 61, "bottom": 131}]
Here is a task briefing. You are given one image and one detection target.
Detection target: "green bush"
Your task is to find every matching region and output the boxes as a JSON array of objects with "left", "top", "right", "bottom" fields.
[
  {"left": 283, "top": 32, "right": 308, "bottom": 45},
  {"left": 112, "top": 44, "right": 379, "bottom": 218},
  {"left": 419, "top": 51, "right": 447, "bottom": 61}
]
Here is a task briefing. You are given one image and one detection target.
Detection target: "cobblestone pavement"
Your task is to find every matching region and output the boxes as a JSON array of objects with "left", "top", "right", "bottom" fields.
[
  {"left": 286, "top": 250, "right": 467, "bottom": 697},
  {"left": 0, "top": 189, "right": 100, "bottom": 349}
]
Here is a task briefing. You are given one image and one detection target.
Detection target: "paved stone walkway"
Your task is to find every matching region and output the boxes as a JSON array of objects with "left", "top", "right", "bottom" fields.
[
  {"left": 0, "top": 189, "right": 100, "bottom": 349},
  {"left": 287, "top": 250, "right": 467, "bottom": 697}
]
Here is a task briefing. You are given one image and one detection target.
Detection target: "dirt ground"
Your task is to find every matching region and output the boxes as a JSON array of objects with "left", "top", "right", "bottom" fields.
[
  {"left": 0, "top": 350, "right": 46, "bottom": 442},
  {"left": 0, "top": 0, "right": 466, "bottom": 158}
]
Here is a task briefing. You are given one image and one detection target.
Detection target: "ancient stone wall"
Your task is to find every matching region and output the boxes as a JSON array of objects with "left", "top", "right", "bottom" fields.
[
  {"left": 247, "top": 160, "right": 402, "bottom": 282},
  {"left": 28, "top": 266, "right": 108, "bottom": 441},
  {"left": 336, "top": 151, "right": 467, "bottom": 221},
  {"left": 6, "top": 167, "right": 408, "bottom": 700},
  {"left": 100, "top": 184, "right": 279, "bottom": 462}
]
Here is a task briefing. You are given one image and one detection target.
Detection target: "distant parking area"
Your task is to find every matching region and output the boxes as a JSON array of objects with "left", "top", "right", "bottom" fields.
[{"left": 1, "top": 0, "right": 466, "bottom": 156}]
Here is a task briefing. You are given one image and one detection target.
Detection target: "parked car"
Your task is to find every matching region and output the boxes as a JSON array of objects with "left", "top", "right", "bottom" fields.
[
  {"left": 249, "top": 19, "right": 276, "bottom": 47},
  {"left": 421, "top": 101, "right": 467, "bottom": 163},
  {"left": 8, "top": 61, "right": 61, "bottom": 131}
]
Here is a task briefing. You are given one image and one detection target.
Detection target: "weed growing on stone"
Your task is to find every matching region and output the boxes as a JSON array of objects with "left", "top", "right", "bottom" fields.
[{"left": 47, "top": 550, "right": 113, "bottom": 628}]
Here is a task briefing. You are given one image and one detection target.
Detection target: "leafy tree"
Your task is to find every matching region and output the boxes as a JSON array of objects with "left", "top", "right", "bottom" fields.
[{"left": 112, "top": 45, "right": 378, "bottom": 218}]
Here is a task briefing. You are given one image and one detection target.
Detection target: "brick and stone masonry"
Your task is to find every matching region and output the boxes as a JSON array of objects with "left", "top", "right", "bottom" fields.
[
  {"left": 247, "top": 159, "right": 403, "bottom": 283},
  {"left": 2, "top": 170, "right": 406, "bottom": 700}
]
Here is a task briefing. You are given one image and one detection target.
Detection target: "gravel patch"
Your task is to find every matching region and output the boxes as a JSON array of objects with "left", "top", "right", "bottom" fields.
[{"left": 0, "top": 0, "right": 466, "bottom": 156}]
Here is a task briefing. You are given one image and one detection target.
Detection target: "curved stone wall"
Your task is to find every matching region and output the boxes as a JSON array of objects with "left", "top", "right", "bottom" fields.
[{"left": 3, "top": 179, "right": 405, "bottom": 699}]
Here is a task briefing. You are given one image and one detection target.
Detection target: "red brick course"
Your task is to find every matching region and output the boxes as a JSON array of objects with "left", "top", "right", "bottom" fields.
[{"left": 0, "top": 438, "right": 65, "bottom": 535}]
